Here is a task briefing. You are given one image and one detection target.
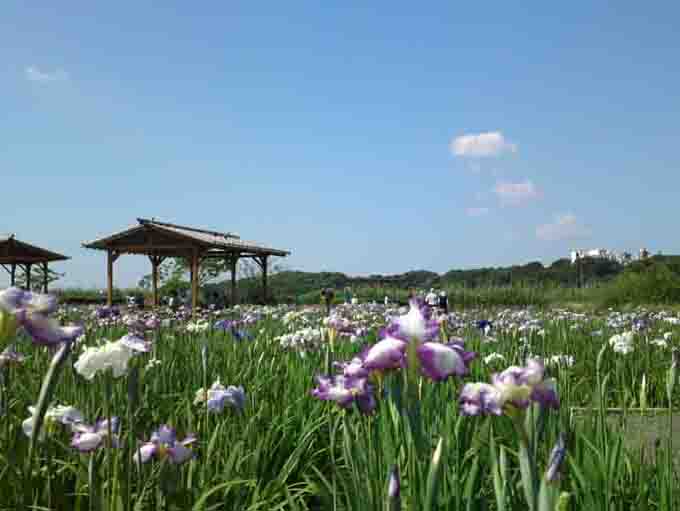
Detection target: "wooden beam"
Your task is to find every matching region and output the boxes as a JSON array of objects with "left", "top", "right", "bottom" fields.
[
  {"left": 191, "top": 248, "right": 200, "bottom": 314},
  {"left": 107, "top": 250, "right": 119, "bottom": 306},
  {"left": 103, "top": 244, "right": 210, "bottom": 252},
  {"left": 25, "top": 263, "right": 32, "bottom": 291},
  {"left": 10, "top": 264, "right": 16, "bottom": 287},
  {"left": 0, "top": 256, "right": 67, "bottom": 264},
  {"left": 43, "top": 262, "right": 49, "bottom": 293},
  {"left": 228, "top": 255, "right": 238, "bottom": 307},
  {"left": 149, "top": 255, "right": 160, "bottom": 307},
  {"left": 261, "top": 255, "right": 268, "bottom": 304}
]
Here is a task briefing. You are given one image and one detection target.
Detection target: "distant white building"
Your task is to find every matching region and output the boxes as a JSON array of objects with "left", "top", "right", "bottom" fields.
[{"left": 570, "top": 248, "right": 648, "bottom": 265}]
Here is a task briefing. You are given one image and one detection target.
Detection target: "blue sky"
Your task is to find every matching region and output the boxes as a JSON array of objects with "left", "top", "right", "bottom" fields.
[{"left": 2, "top": 2, "right": 679, "bottom": 288}]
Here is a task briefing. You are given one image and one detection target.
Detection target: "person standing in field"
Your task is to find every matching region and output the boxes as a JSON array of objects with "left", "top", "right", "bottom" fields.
[
  {"left": 438, "top": 289, "right": 448, "bottom": 314},
  {"left": 344, "top": 287, "right": 352, "bottom": 304},
  {"left": 321, "top": 288, "right": 335, "bottom": 316},
  {"left": 425, "top": 288, "right": 438, "bottom": 310}
]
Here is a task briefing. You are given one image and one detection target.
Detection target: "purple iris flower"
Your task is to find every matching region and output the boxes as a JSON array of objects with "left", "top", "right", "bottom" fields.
[
  {"left": 124, "top": 316, "right": 147, "bottom": 333},
  {"left": 416, "top": 341, "right": 476, "bottom": 381},
  {"left": 311, "top": 374, "right": 376, "bottom": 414},
  {"left": 459, "top": 358, "right": 559, "bottom": 415},
  {"left": 95, "top": 306, "right": 120, "bottom": 320},
  {"left": 71, "top": 417, "right": 120, "bottom": 452},
  {"left": 231, "top": 329, "right": 252, "bottom": 342},
  {"left": 530, "top": 379, "right": 560, "bottom": 409},
  {"left": 360, "top": 335, "right": 476, "bottom": 383},
  {"left": 459, "top": 382, "right": 503, "bottom": 416},
  {"left": 0, "top": 345, "right": 26, "bottom": 367},
  {"left": 362, "top": 336, "right": 407, "bottom": 371},
  {"left": 120, "top": 333, "right": 152, "bottom": 353},
  {"left": 133, "top": 425, "right": 197, "bottom": 465},
  {"left": 545, "top": 434, "right": 567, "bottom": 482},
  {"left": 392, "top": 299, "right": 439, "bottom": 342},
  {"left": 333, "top": 357, "right": 370, "bottom": 379},
  {"left": 476, "top": 319, "right": 493, "bottom": 331},
  {"left": 214, "top": 319, "right": 234, "bottom": 331},
  {"left": 505, "top": 358, "right": 559, "bottom": 409},
  {"left": 0, "top": 287, "right": 83, "bottom": 346},
  {"left": 205, "top": 384, "right": 246, "bottom": 413},
  {"left": 145, "top": 317, "right": 160, "bottom": 330}
]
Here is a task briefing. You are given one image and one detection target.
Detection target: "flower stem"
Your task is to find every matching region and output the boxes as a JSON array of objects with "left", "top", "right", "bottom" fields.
[
  {"left": 104, "top": 370, "right": 113, "bottom": 511},
  {"left": 27, "top": 341, "right": 73, "bottom": 468}
]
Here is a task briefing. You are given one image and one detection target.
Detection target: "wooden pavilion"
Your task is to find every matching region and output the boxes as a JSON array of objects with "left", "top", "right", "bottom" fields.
[
  {"left": 0, "top": 234, "right": 69, "bottom": 292},
  {"left": 82, "top": 218, "right": 290, "bottom": 311}
]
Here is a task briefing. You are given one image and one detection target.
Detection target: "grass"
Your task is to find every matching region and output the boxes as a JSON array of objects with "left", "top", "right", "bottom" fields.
[{"left": 0, "top": 303, "right": 678, "bottom": 509}]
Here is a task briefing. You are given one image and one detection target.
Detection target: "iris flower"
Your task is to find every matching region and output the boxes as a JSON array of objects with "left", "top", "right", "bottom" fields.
[
  {"left": 0, "top": 345, "right": 26, "bottom": 367},
  {"left": 334, "top": 357, "right": 369, "bottom": 379},
  {"left": 460, "top": 358, "right": 559, "bottom": 416},
  {"left": 362, "top": 336, "right": 407, "bottom": 371},
  {"left": 71, "top": 417, "right": 120, "bottom": 452},
  {"left": 133, "top": 425, "right": 197, "bottom": 465},
  {"left": 360, "top": 336, "right": 475, "bottom": 382},
  {"left": 194, "top": 380, "right": 246, "bottom": 413},
  {"left": 22, "top": 404, "right": 85, "bottom": 440},
  {"left": 393, "top": 299, "right": 439, "bottom": 342},
  {"left": 74, "top": 339, "right": 136, "bottom": 380},
  {"left": 545, "top": 434, "right": 567, "bottom": 482},
  {"left": 417, "top": 341, "right": 476, "bottom": 381},
  {"left": 120, "top": 333, "right": 152, "bottom": 353},
  {"left": 311, "top": 374, "right": 376, "bottom": 414},
  {"left": 0, "top": 287, "right": 83, "bottom": 346},
  {"left": 459, "top": 383, "right": 503, "bottom": 416},
  {"left": 145, "top": 317, "right": 160, "bottom": 330},
  {"left": 95, "top": 306, "right": 120, "bottom": 320}
]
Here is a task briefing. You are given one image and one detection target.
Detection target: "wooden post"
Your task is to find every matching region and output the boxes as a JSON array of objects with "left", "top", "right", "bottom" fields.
[
  {"left": 42, "top": 262, "right": 49, "bottom": 293},
  {"left": 191, "top": 249, "right": 200, "bottom": 314},
  {"left": 107, "top": 250, "right": 119, "bottom": 306},
  {"left": 25, "top": 264, "right": 32, "bottom": 291},
  {"left": 228, "top": 255, "right": 238, "bottom": 307},
  {"left": 189, "top": 259, "right": 194, "bottom": 300},
  {"left": 150, "top": 255, "right": 159, "bottom": 307},
  {"left": 261, "top": 255, "right": 269, "bottom": 304},
  {"left": 10, "top": 264, "right": 15, "bottom": 287}
]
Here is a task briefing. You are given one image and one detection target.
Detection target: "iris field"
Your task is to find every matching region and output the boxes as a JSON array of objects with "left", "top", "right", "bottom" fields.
[{"left": 0, "top": 288, "right": 679, "bottom": 510}]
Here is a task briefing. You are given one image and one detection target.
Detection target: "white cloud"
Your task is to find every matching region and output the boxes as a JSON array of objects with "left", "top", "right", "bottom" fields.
[
  {"left": 25, "top": 66, "right": 69, "bottom": 83},
  {"left": 450, "top": 131, "right": 517, "bottom": 158},
  {"left": 465, "top": 207, "right": 490, "bottom": 217},
  {"left": 536, "top": 214, "right": 591, "bottom": 241},
  {"left": 493, "top": 180, "right": 541, "bottom": 206}
]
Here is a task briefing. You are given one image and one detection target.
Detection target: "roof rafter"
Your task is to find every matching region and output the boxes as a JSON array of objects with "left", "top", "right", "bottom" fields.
[
  {"left": 0, "top": 235, "right": 69, "bottom": 265},
  {"left": 82, "top": 219, "right": 290, "bottom": 258}
]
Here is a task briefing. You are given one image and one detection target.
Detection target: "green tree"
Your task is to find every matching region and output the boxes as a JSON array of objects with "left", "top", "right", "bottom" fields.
[
  {"left": 14, "top": 265, "right": 64, "bottom": 291},
  {"left": 138, "top": 257, "right": 229, "bottom": 290}
]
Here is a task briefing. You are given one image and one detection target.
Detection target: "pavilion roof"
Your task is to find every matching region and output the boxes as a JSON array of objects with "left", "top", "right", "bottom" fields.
[
  {"left": 82, "top": 218, "right": 290, "bottom": 257},
  {"left": 0, "top": 235, "right": 69, "bottom": 264}
]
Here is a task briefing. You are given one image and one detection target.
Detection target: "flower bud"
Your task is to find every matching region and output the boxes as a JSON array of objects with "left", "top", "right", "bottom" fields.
[{"left": 0, "top": 310, "right": 19, "bottom": 343}]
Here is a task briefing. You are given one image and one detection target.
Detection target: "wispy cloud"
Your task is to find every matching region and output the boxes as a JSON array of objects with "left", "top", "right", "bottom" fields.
[
  {"left": 450, "top": 131, "right": 517, "bottom": 158},
  {"left": 493, "top": 180, "right": 541, "bottom": 206},
  {"left": 25, "top": 66, "right": 69, "bottom": 83},
  {"left": 465, "top": 207, "right": 490, "bottom": 217},
  {"left": 536, "top": 213, "right": 591, "bottom": 241}
]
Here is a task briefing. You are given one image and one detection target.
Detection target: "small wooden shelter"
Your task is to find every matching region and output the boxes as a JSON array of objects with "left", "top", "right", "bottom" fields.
[
  {"left": 82, "top": 218, "right": 290, "bottom": 311},
  {"left": 0, "top": 234, "right": 69, "bottom": 292}
]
